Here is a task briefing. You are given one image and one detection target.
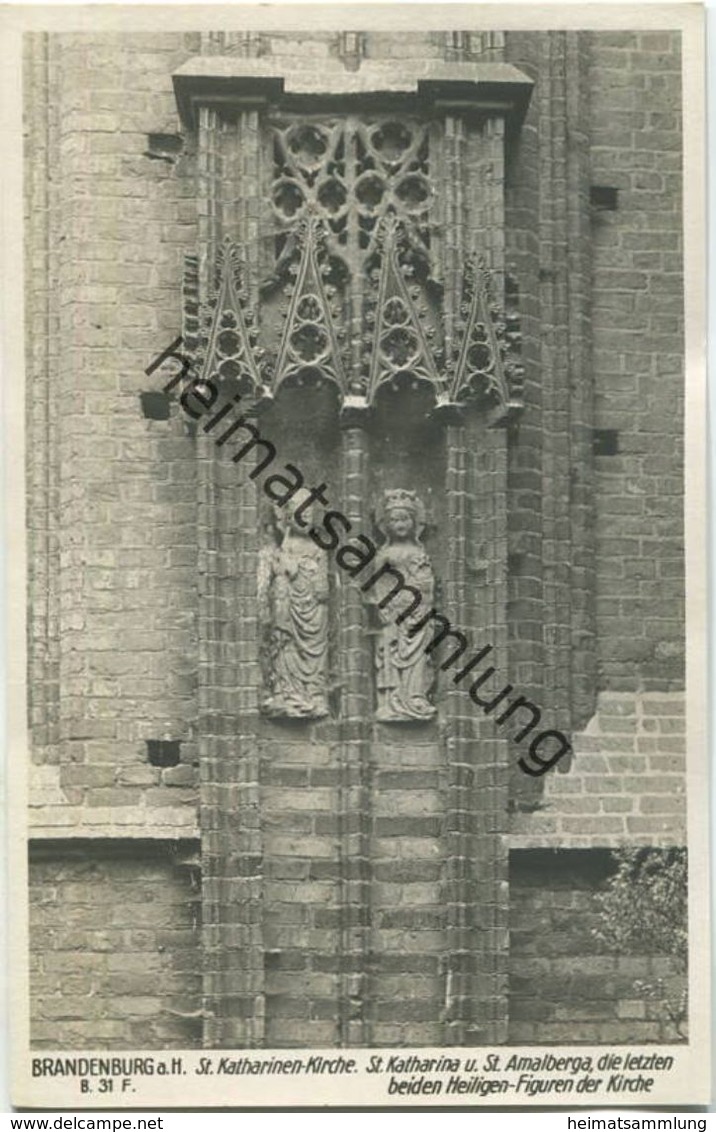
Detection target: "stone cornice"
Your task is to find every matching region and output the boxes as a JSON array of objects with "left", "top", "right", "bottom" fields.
[{"left": 173, "top": 56, "right": 533, "bottom": 128}]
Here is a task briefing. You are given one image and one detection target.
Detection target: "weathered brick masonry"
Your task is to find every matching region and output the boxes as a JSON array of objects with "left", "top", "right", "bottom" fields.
[
  {"left": 30, "top": 843, "right": 202, "bottom": 1049},
  {"left": 25, "top": 29, "right": 685, "bottom": 1048},
  {"left": 509, "top": 850, "right": 684, "bottom": 1044}
]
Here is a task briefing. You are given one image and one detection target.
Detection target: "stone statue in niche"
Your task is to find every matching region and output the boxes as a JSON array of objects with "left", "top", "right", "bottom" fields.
[
  {"left": 367, "top": 489, "right": 437, "bottom": 723},
  {"left": 258, "top": 491, "right": 329, "bottom": 719}
]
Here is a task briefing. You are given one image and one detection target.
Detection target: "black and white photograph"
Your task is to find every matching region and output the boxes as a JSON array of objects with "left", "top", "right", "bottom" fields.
[{"left": 4, "top": 1, "right": 709, "bottom": 1110}]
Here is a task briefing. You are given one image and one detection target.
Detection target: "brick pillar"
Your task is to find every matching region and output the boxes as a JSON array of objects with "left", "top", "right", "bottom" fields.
[
  {"left": 504, "top": 30, "right": 595, "bottom": 815},
  {"left": 564, "top": 32, "right": 596, "bottom": 726},
  {"left": 198, "top": 104, "right": 265, "bottom": 1047},
  {"left": 441, "top": 103, "right": 511, "bottom": 1044},
  {"left": 539, "top": 30, "right": 596, "bottom": 742},
  {"left": 199, "top": 439, "right": 263, "bottom": 1047},
  {"left": 369, "top": 721, "right": 445, "bottom": 1046},
  {"left": 442, "top": 418, "right": 510, "bottom": 1045},
  {"left": 197, "top": 97, "right": 350, "bottom": 1047},
  {"left": 469, "top": 419, "right": 510, "bottom": 1045},
  {"left": 504, "top": 30, "right": 547, "bottom": 810},
  {"left": 336, "top": 421, "right": 372, "bottom": 1045},
  {"left": 442, "top": 419, "right": 472, "bottom": 1045}
]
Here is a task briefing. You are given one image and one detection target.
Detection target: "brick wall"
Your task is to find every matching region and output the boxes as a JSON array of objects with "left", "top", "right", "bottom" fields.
[
  {"left": 24, "top": 31, "right": 201, "bottom": 833},
  {"left": 511, "top": 690, "right": 686, "bottom": 847},
  {"left": 509, "top": 850, "right": 686, "bottom": 1044},
  {"left": 30, "top": 842, "right": 202, "bottom": 1048},
  {"left": 509, "top": 28, "right": 685, "bottom": 837},
  {"left": 25, "top": 28, "right": 686, "bottom": 1048},
  {"left": 589, "top": 30, "right": 684, "bottom": 693}
]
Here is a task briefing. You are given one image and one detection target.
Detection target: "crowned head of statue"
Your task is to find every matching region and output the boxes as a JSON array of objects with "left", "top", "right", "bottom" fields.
[{"left": 375, "top": 488, "right": 426, "bottom": 544}]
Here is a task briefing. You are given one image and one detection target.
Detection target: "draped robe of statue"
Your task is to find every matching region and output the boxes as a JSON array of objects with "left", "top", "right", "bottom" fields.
[
  {"left": 367, "top": 492, "right": 437, "bottom": 723},
  {"left": 259, "top": 500, "right": 329, "bottom": 719}
]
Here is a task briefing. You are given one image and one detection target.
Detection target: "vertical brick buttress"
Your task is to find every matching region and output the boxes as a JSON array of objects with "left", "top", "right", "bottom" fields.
[{"left": 505, "top": 31, "right": 596, "bottom": 809}]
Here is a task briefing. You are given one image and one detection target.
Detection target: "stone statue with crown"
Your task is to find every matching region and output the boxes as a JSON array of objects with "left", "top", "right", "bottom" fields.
[{"left": 367, "top": 489, "right": 437, "bottom": 722}]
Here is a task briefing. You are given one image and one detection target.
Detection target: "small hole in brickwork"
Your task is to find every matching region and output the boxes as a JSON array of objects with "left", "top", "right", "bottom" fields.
[
  {"left": 505, "top": 273, "right": 519, "bottom": 298},
  {"left": 147, "top": 739, "right": 181, "bottom": 768},
  {"left": 139, "top": 391, "right": 171, "bottom": 420},
  {"left": 593, "top": 428, "right": 620, "bottom": 456},
  {"left": 144, "top": 134, "right": 184, "bottom": 163},
  {"left": 590, "top": 185, "right": 619, "bottom": 211}
]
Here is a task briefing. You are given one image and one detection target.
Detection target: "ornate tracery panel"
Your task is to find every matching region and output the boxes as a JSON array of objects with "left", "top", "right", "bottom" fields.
[
  {"left": 268, "top": 115, "right": 432, "bottom": 260},
  {"left": 184, "top": 108, "right": 521, "bottom": 419}
]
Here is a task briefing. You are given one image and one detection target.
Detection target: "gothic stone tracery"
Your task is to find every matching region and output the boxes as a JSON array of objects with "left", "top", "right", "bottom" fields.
[{"left": 188, "top": 112, "right": 521, "bottom": 418}]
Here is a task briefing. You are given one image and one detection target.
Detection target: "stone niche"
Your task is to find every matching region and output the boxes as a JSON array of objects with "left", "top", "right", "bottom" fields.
[{"left": 173, "top": 39, "right": 533, "bottom": 1048}]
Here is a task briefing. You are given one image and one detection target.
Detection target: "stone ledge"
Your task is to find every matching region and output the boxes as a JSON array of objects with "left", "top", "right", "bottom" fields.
[
  {"left": 509, "top": 831, "right": 686, "bottom": 851},
  {"left": 29, "top": 815, "right": 200, "bottom": 840},
  {"left": 172, "top": 57, "right": 533, "bottom": 127}
]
